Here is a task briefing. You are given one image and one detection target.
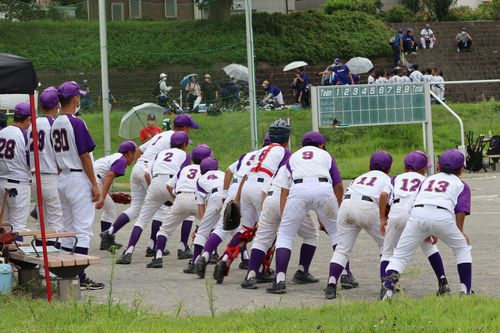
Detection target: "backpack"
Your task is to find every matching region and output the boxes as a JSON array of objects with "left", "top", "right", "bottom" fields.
[{"left": 487, "top": 136, "right": 500, "bottom": 155}]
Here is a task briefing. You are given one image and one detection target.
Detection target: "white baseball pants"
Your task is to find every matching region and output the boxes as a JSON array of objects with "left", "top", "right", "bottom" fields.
[
  {"left": 31, "top": 174, "right": 63, "bottom": 232},
  {"left": 157, "top": 192, "right": 199, "bottom": 239},
  {"left": 123, "top": 162, "right": 149, "bottom": 221},
  {"left": 0, "top": 179, "right": 30, "bottom": 233},
  {"left": 193, "top": 192, "right": 224, "bottom": 247},
  {"left": 133, "top": 174, "right": 174, "bottom": 229},
  {"left": 96, "top": 180, "right": 117, "bottom": 224}
]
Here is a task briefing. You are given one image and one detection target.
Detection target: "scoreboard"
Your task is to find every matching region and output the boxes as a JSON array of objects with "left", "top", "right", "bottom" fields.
[{"left": 313, "top": 83, "right": 428, "bottom": 128}]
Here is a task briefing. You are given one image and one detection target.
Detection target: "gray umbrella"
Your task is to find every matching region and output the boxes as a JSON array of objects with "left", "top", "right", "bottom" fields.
[{"left": 119, "top": 103, "right": 165, "bottom": 139}]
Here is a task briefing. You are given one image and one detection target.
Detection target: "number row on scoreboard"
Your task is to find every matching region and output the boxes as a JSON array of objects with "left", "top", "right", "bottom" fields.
[{"left": 319, "top": 84, "right": 424, "bottom": 97}]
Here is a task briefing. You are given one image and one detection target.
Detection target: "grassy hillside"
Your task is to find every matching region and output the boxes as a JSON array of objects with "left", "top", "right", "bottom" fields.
[
  {"left": 82, "top": 99, "right": 500, "bottom": 185},
  {"left": 0, "top": 11, "right": 391, "bottom": 70}
]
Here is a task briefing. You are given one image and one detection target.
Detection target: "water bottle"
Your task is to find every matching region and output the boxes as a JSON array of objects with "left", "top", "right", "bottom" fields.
[{"left": 0, "top": 258, "right": 12, "bottom": 295}]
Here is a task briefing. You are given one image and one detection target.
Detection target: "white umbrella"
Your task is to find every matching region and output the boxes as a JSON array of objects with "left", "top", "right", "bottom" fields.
[
  {"left": 223, "top": 64, "right": 248, "bottom": 81},
  {"left": 345, "top": 57, "right": 373, "bottom": 75},
  {"left": 283, "top": 61, "right": 308, "bottom": 72},
  {"left": 119, "top": 103, "right": 165, "bottom": 139}
]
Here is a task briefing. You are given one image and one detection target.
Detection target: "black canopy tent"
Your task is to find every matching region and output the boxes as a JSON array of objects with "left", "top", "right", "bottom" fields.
[{"left": 0, "top": 53, "right": 52, "bottom": 302}]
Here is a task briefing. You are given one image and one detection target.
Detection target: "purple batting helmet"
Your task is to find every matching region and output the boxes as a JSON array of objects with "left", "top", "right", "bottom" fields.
[
  {"left": 170, "top": 131, "right": 190, "bottom": 147},
  {"left": 40, "top": 86, "right": 59, "bottom": 109},
  {"left": 200, "top": 157, "right": 219, "bottom": 175},
  {"left": 301, "top": 131, "right": 326, "bottom": 146},
  {"left": 404, "top": 151, "right": 430, "bottom": 171},
  {"left": 118, "top": 140, "right": 137, "bottom": 154},
  {"left": 370, "top": 151, "right": 393, "bottom": 172},
  {"left": 192, "top": 144, "right": 212, "bottom": 164},
  {"left": 439, "top": 149, "right": 465, "bottom": 173}
]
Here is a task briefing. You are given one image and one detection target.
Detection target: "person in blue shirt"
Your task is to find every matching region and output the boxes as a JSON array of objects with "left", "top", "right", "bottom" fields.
[
  {"left": 328, "top": 58, "right": 354, "bottom": 85},
  {"left": 262, "top": 80, "right": 284, "bottom": 107},
  {"left": 291, "top": 67, "right": 310, "bottom": 107},
  {"left": 403, "top": 28, "right": 417, "bottom": 54},
  {"left": 391, "top": 28, "right": 403, "bottom": 69}
]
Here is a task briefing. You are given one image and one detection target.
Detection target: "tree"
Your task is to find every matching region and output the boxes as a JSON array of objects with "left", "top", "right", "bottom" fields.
[
  {"left": 195, "top": 0, "right": 233, "bottom": 22},
  {"left": 421, "top": 0, "right": 457, "bottom": 20}
]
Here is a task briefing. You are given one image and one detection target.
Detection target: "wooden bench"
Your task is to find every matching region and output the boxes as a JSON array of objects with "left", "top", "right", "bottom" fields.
[{"left": 487, "top": 154, "right": 500, "bottom": 171}]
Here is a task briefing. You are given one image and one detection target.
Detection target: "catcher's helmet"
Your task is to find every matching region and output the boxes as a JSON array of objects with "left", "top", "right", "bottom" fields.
[{"left": 268, "top": 119, "right": 290, "bottom": 144}]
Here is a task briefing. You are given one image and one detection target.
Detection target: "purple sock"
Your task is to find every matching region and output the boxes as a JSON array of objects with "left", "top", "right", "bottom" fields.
[
  {"left": 428, "top": 252, "right": 446, "bottom": 281},
  {"left": 457, "top": 262, "right": 472, "bottom": 293},
  {"left": 111, "top": 213, "right": 130, "bottom": 235},
  {"left": 16, "top": 236, "right": 23, "bottom": 242},
  {"left": 380, "top": 260, "right": 389, "bottom": 280},
  {"left": 329, "top": 262, "right": 344, "bottom": 286},
  {"left": 192, "top": 244, "right": 204, "bottom": 262},
  {"left": 156, "top": 235, "right": 167, "bottom": 253},
  {"left": 384, "top": 269, "right": 399, "bottom": 290},
  {"left": 180, "top": 220, "right": 193, "bottom": 249},
  {"left": 127, "top": 226, "right": 143, "bottom": 250},
  {"left": 298, "top": 244, "right": 316, "bottom": 273},
  {"left": 203, "top": 234, "right": 222, "bottom": 254},
  {"left": 101, "top": 221, "right": 111, "bottom": 233},
  {"left": 247, "top": 248, "right": 266, "bottom": 275},
  {"left": 150, "top": 220, "right": 162, "bottom": 248},
  {"left": 275, "top": 248, "right": 291, "bottom": 275}
]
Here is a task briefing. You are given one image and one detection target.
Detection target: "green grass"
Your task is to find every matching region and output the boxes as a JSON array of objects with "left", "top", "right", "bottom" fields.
[
  {"left": 0, "top": 295, "right": 499, "bottom": 332},
  {"left": 82, "top": 100, "right": 500, "bottom": 187}
]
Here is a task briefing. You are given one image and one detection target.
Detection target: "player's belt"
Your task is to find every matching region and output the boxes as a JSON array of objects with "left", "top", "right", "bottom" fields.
[
  {"left": 413, "top": 204, "right": 447, "bottom": 210},
  {"left": 393, "top": 198, "right": 400, "bottom": 204},
  {"left": 267, "top": 191, "right": 274, "bottom": 196},
  {"left": 70, "top": 169, "right": 83, "bottom": 172},
  {"left": 211, "top": 188, "right": 219, "bottom": 194},
  {"left": 232, "top": 179, "right": 238, "bottom": 184},
  {"left": 344, "top": 194, "right": 373, "bottom": 202},
  {"left": 177, "top": 191, "right": 195, "bottom": 195},
  {"left": 293, "top": 177, "right": 329, "bottom": 184},
  {"left": 5, "top": 178, "right": 31, "bottom": 184},
  {"left": 153, "top": 174, "right": 173, "bottom": 178},
  {"left": 247, "top": 176, "right": 265, "bottom": 183},
  {"left": 97, "top": 174, "right": 102, "bottom": 179}
]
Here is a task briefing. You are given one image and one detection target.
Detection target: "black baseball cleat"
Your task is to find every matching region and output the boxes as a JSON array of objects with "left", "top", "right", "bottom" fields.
[
  {"left": 183, "top": 260, "right": 195, "bottom": 274},
  {"left": 266, "top": 281, "right": 287, "bottom": 294},
  {"left": 30, "top": 207, "right": 38, "bottom": 220},
  {"left": 208, "top": 253, "right": 218, "bottom": 265},
  {"left": 340, "top": 274, "right": 360, "bottom": 289},
  {"left": 80, "top": 277, "right": 105, "bottom": 291},
  {"left": 324, "top": 284, "right": 337, "bottom": 299},
  {"left": 99, "top": 232, "right": 122, "bottom": 251},
  {"left": 256, "top": 270, "right": 275, "bottom": 283},
  {"left": 146, "top": 247, "right": 170, "bottom": 257},
  {"left": 241, "top": 277, "right": 258, "bottom": 289},
  {"left": 146, "top": 258, "right": 163, "bottom": 268},
  {"left": 194, "top": 256, "right": 207, "bottom": 279},
  {"left": 238, "top": 259, "right": 249, "bottom": 270},
  {"left": 292, "top": 270, "right": 320, "bottom": 284},
  {"left": 177, "top": 247, "right": 192, "bottom": 260},
  {"left": 116, "top": 253, "right": 132, "bottom": 265},
  {"left": 437, "top": 278, "right": 451, "bottom": 296},
  {"left": 213, "top": 261, "right": 229, "bottom": 284}
]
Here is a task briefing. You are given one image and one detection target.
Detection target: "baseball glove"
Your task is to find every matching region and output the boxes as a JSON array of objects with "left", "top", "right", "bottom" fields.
[
  {"left": 110, "top": 192, "right": 131, "bottom": 205},
  {"left": 223, "top": 200, "right": 241, "bottom": 231},
  {"left": 0, "top": 231, "right": 17, "bottom": 244}
]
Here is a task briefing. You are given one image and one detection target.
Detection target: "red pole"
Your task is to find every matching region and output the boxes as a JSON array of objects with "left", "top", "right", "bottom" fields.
[{"left": 29, "top": 94, "right": 52, "bottom": 303}]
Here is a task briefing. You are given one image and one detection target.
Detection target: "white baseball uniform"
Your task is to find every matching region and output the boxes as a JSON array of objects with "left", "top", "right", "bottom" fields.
[
  {"left": 387, "top": 173, "right": 472, "bottom": 274},
  {"left": 409, "top": 70, "right": 424, "bottom": 82},
  {"left": 0, "top": 125, "right": 31, "bottom": 233},
  {"left": 51, "top": 114, "right": 96, "bottom": 249},
  {"left": 28, "top": 116, "right": 63, "bottom": 232},
  {"left": 331, "top": 170, "right": 391, "bottom": 268},
  {"left": 420, "top": 28, "right": 435, "bottom": 48}
]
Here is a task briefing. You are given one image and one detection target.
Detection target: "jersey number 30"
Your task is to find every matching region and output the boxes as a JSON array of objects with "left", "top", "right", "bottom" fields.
[{"left": 52, "top": 129, "right": 70, "bottom": 152}]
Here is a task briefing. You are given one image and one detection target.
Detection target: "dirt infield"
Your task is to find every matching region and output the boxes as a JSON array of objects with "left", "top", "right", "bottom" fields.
[{"left": 46, "top": 173, "right": 499, "bottom": 315}]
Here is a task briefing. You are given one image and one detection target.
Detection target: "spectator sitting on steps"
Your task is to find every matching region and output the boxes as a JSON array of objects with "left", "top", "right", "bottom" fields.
[
  {"left": 420, "top": 24, "right": 436, "bottom": 49},
  {"left": 456, "top": 27, "right": 472, "bottom": 52},
  {"left": 403, "top": 28, "right": 418, "bottom": 55}
]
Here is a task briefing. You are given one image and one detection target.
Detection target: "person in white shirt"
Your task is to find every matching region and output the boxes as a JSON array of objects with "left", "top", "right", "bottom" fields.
[
  {"left": 420, "top": 24, "right": 436, "bottom": 49},
  {"left": 367, "top": 68, "right": 375, "bottom": 84},
  {"left": 388, "top": 69, "right": 401, "bottom": 84},
  {"left": 409, "top": 64, "right": 424, "bottom": 82},
  {"left": 422, "top": 68, "right": 433, "bottom": 82},
  {"left": 431, "top": 68, "right": 445, "bottom": 101}
]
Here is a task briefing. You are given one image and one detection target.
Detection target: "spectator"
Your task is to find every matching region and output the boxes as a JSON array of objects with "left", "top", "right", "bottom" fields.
[
  {"left": 408, "top": 64, "right": 423, "bottom": 82},
  {"left": 388, "top": 69, "right": 401, "bottom": 83},
  {"left": 97, "top": 87, "right": 117, "bottom": 110},
  {"left": 403, "top": 28, "right": 417, "bottom": 54},
  {"left": 200, "top": 74, "right": 218, "bottom": 104},
  {"left": 374, "top": 69, "right": 387, "bottom": 84},
  {"left": 367, "top": 68, "right": 375, "bottom": 84},
  {"left": 352, "top": 74, "right": 361, "bottom": 85},
  {"left": 423, "top": 68, "right": 433, "bottom": 82},
  {"left": 139, "top": 114, "right": 162, "bottom": 144},
  {"left": 420, "top": 24, "right": 436, "bottom": 49},
  {"left": 185, "top": 75, "right": 201, "bottom": 111},
  {"left": 291, "top": 67, "right": 310, "bottom": 107},
  {"left": 80, "top": 79, "right": 92, "bottom": 111},
  {"left": 261, "top": 80, "right": 284, "bottom": 107},
  {"left": 158, "top": 73, "right": 172, "bottom": 112},
  {"left": 391, "top": 28, "right": 404, "bottom": 69},
  {"left": 220, "top": 76, "right": 240, "bottom": 107},
  {"left": 431, "top": 68, "right": 445, "bottom": 102},
  {"left": 328, "top": 58, "right": 354, "bottom": 85},
  {"left": 456, "top": 27, "right": 472, "bottom": 52}
]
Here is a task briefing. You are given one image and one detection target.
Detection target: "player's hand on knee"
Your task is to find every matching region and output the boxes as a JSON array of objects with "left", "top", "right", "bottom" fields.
[
  {"left": 379, "top": 217, "right": 387, "bottom": 236},
  {"left": 91, "top": 185, "right": 100, "bottom": 202}
]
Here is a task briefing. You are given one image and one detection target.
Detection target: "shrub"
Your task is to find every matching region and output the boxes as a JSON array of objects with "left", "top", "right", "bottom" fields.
[
  {"left": 385, "top": 5, "right": 415, "bottom": 23},
  {"left": 323, "top": 0, "right": 383, "bottom": 16},
  {"left": 421, "top": 0, "right": 457, "bottom": 21},
  {"left": 401, "top": 0, "right": 421, "bottom": 13}
]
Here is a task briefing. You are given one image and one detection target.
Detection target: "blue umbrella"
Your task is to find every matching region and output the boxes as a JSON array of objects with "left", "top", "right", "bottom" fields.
[{"left": 180, "top": 73, "right": 197, "bottom": 88}]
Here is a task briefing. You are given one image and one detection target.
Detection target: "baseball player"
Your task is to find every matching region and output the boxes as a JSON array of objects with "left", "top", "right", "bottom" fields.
[
  {"left": 266, "top": 132, "right": 344, "bottom": 294},
  {"left": 116, "top": 131, "right": 191, "bottom": 264},
  {"left": 213, "top": 120, "right": 291, "bottom": 284},
  {"left": 51, "top": 81, "right": 103, "bottom": 290},
  {"left": 0, "top": 103, "right": 32, "bottom": 236},
  {"left": 94, "top": 141, "right": 137, "bottom": 241},
  {"left": 382, "top": 149, "right": 472, "bottom": 299},
  {"left": 379, "top": 151, "right": 450, "bottom": 296},
  {"left": 28, "top": 88, "right": 63, "bottom": 238},
  {"left": 325, "top": 151, "right": 392, "bottom": 299},
  {"left": 185, "top": 157, "right": 224, "bottom": 274},
  {"left": 100, "top": 114, "right": 199, "bottom": 257},
  {"left": 240, "top": 164, "right": 321, "bottom": 289},
  {"left": 145, "top": 144, "right": 212, "bottom": 268}
]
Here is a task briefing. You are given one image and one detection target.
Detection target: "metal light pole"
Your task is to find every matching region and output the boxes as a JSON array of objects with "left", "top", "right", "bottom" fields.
[
  {"left": 99, "top": 0, "right": 111, "bottom": 156},
  {"left": 245, "top": 0, "right": 258, "bottom": 150}
]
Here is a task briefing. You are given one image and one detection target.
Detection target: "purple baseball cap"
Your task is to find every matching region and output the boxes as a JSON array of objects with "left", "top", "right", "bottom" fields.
[
  {"left": 200, "top": 157, "right": 218, "bottom": 175},
  {"left": 14, "top": 102, "right": 31, "bottom": 117},
  {"left": 439, "top": 149, "right": 465, "bottom": 172},
  {"left": 301, "top": 131, "right": 326, "bottom": 146},
  {"left": 40, "top": 86, "right": 59, "bottom": 109},
  {"left": 192, "top": 144, "right": 212, "bottom": 164},
  {"left": 170, "top": 131, "right": 190, "bottom": 147},
  {"left": 174, "top": 114, "right": 199, "bottom": 129},
  {"left": 404, "top": 151, "right": 430, "bottom": 171},
  {"left": 263, "top": 133, "right": 271, "bottom": 146},
  {"left": 370, "top": 151, "right": 393, "bottom": 172},
  {"left": 118, "top": 140, "right": 137, "bottom": 154},
  {"left": 57, "top": 81, "right": 87, "bottom": 99}
]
